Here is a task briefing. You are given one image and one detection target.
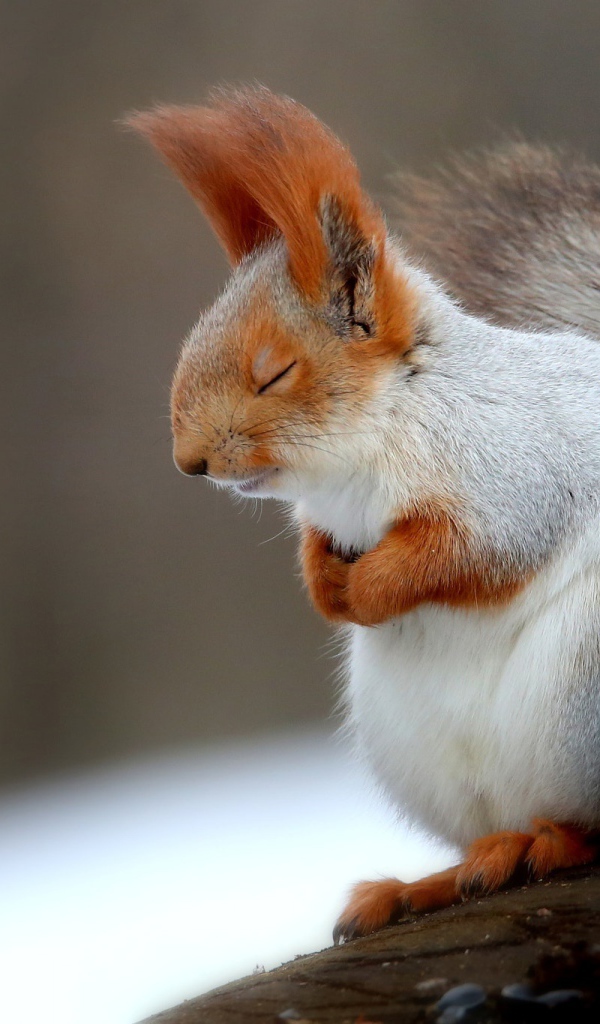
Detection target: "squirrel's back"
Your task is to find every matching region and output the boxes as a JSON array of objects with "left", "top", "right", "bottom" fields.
[{"left": 394, "top": 141, "right": 600, "bottom": 338}]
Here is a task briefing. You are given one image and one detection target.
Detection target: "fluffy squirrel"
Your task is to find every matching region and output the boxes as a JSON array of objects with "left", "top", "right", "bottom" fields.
[{"left": 129, "top": 88, "right": 600, "bottom": 942}]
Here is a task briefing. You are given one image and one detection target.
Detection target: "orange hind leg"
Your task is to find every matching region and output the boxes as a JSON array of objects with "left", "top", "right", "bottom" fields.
[{"left": 333, "top": 819, "right": 599, "bottom": 943}]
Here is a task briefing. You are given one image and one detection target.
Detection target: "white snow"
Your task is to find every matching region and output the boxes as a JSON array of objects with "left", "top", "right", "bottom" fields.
[{"left": 0, "top": 728, "right": 456, "bottom": 1024}]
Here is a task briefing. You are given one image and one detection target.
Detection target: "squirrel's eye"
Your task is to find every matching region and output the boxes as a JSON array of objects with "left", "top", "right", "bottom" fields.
[{"left": 257, "top": 360, "right": 297, "bottom": 394}]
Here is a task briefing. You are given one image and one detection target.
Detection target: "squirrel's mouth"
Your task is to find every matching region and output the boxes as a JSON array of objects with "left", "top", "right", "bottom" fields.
[{"left": 232, "top": 468, "right": 279, "bottom": 495}]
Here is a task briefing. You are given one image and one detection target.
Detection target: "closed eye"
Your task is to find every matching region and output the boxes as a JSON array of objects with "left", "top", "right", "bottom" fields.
[{"left": 257, "top": 360, "right": 297, "bottom": 394}]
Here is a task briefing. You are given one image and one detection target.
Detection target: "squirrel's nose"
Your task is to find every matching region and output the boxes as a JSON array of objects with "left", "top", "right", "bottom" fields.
[{"left": 174, "top": 453, "right": 209, "bottom": 477}]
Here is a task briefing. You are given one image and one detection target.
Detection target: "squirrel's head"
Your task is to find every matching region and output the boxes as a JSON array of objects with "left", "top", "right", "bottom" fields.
[{"left": 128, "top": 87, "right": 417, "bottom": 499}]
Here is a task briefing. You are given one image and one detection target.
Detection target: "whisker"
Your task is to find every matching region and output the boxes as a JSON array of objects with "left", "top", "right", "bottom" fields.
[
  {"left": 248, "top": 425, "right": 321, "bottom": 442},
  {"left": 268, "top": 440, "right": 353, "bottom": 465},
  {"left": 259, "top": 522, "right": 298, "bottom": 545},
  {"left": 253, "top": 429, "right": 372, "bottom": 441},
  {"left": 246, "top": 420, "right": 374, "bottom": 442},
  {"left": 229, "top": 394, "right": 245, "bottom": 434},
  {"left": 244, "top": 416, "right": 312, "bottom": 437}
]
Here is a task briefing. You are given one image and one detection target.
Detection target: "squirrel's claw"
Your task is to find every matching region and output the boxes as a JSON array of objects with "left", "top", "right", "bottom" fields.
[
  {"left": 332, "top": 915, "right": 359, "bottom": 945},
  {"left": 332, "top": 878, "right": 414, "bottom": 944}
]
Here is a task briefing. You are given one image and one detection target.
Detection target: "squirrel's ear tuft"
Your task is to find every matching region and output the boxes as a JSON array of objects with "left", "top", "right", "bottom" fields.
[
  {"left": 125, "top": 101, "right": 279, "bottom": 265},
  {"left": 125, "top": 86, "right": 386, "bottom": 302}
]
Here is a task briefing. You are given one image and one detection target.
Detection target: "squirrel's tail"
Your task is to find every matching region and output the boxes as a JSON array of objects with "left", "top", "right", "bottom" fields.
[{"left": 393, "top": 141, "right": 600, "bottom": 338}]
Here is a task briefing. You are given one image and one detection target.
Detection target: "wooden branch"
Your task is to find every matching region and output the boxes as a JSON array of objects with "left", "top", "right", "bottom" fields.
[{"left": 142, "top": 866, "right": 600, "bottom": 1023}]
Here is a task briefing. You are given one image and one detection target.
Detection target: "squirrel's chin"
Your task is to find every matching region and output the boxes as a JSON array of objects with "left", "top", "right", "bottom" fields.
[{"left": 230, "top": 467, "right": 282, "bottom": 497}]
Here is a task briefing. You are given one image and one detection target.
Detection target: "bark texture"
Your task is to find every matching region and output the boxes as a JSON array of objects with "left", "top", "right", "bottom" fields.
[{"left": 142, "top": 866, "right": 600, "bottom": 1023}]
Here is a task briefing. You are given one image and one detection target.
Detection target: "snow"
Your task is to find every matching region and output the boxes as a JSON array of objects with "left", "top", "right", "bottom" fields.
[{"left": 0, "top": 728, "right": 456, "bottom": 1024}]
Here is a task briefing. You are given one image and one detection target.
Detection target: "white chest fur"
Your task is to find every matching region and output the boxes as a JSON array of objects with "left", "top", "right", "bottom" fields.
[
  {"left": 297, "top": 475, "right": 391, "bottom": 552},
  {"left": 345, "top": 526, "right": 600, "bottom": 849}
]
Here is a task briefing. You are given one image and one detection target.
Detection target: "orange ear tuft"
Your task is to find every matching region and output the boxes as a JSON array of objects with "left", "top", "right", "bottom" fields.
[
  {"left": 126, "top": 101, "right": 279, "bottom": 265},
  {"left": 126, "top": 86, "right": 385, "bottom": 301}
]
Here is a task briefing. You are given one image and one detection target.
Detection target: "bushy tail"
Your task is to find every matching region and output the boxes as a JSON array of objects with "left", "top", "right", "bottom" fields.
[{"left": 393, "top": 141, "right": 600, "bottom": 338}]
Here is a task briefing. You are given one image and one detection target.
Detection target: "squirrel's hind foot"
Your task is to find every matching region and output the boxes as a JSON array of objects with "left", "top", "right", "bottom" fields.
[
  {"left": 333, "top": 819, "right": 599, "bottom": 943},
  {"left": 332, "top": 867, "right": 460, "bottom": 944}
]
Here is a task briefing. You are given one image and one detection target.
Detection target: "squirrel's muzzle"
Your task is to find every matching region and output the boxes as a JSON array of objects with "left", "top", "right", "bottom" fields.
[{"left": 174, "top": 449, "right": 209, "bottom": 477}]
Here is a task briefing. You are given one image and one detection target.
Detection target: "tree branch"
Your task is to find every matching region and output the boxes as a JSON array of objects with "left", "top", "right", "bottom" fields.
[{"left": 143, "top": 866, "right": 600, "bottom": 1023}]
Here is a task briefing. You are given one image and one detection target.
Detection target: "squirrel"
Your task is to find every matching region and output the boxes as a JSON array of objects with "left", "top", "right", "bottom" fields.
[{"left": 128, "top": 88, "right": 600, "bottom": 942}]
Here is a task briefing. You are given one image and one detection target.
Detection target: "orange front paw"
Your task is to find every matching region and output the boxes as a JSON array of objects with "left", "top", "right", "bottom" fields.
[
  {"left": 345, "top": 550, "right": 407, "bottom": 626},
  {"left": 300, "top": 523, "right": 412, "bottom": 626},
  {"left": 299, "top": 525, "right": 352, "bottom": 621}
]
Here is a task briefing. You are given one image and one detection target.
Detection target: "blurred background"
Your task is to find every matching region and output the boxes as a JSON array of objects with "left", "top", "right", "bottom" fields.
[{"left": 3, "top": 2, "right": 600, "bottom": 1022}]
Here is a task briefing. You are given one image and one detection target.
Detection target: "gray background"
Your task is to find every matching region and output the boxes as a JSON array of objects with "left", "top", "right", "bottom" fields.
[{"left": 3, "top": 0, "right": 600, "bottom": 785}]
